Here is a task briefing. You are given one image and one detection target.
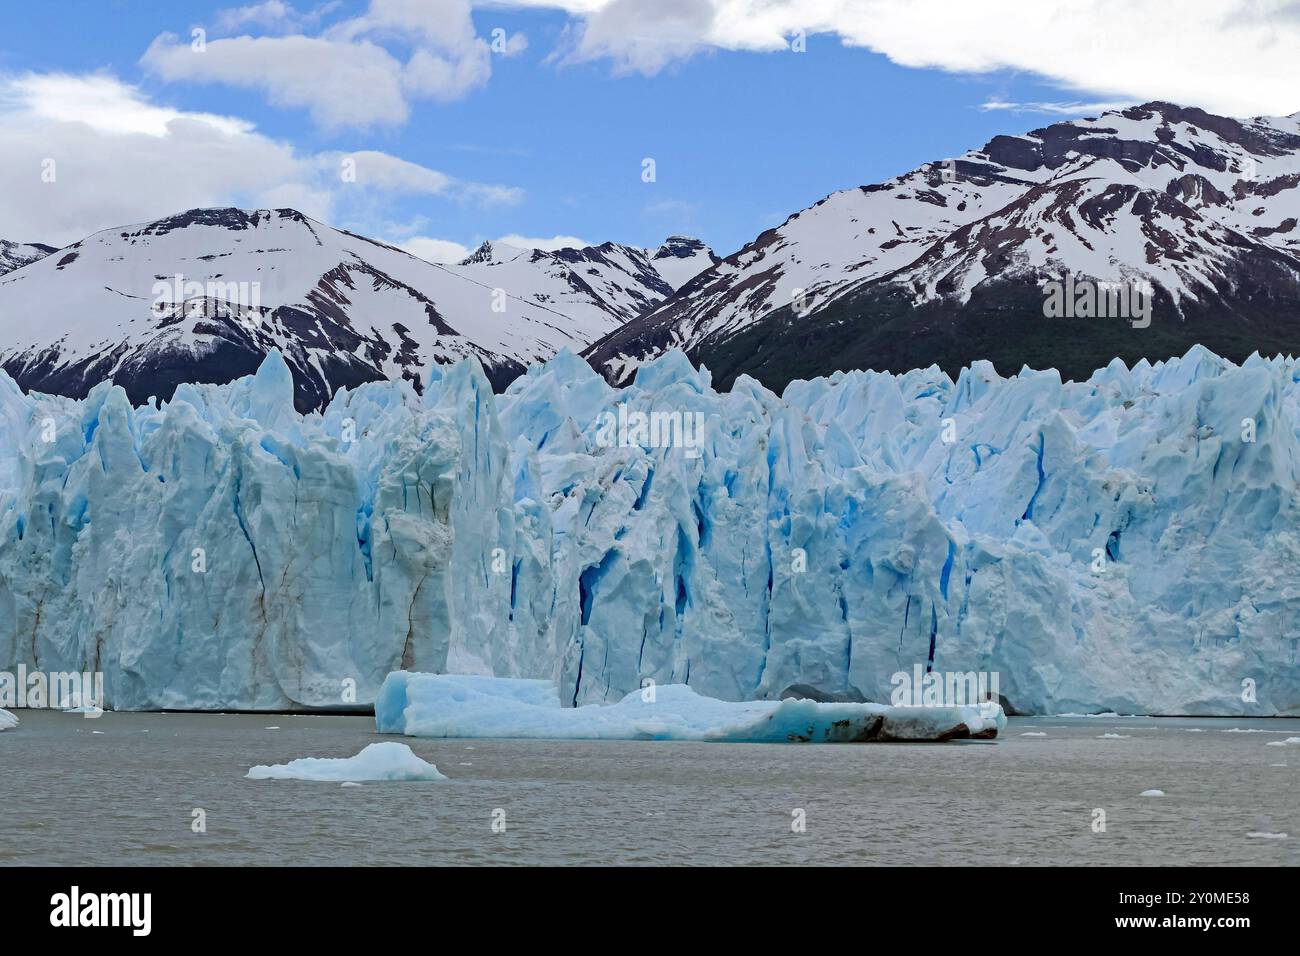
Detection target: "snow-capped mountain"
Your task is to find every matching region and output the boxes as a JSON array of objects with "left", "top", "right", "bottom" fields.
[
  {"left": 0, "top": 208, "right": 709, "bottom": 411},
  {"left": 0, "top": 239, "right": 56, "bottom": 276},
  {"left": 647, "top": 235, "right": 720, "bottom": 291},
  {"left": 587, "top": 102, "right": 1300, "bottom": 389}
]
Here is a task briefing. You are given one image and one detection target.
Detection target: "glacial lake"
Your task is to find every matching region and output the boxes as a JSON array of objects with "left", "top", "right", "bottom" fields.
[{"left": 2, "top": 710, "right": 1296, "bottom": 866}]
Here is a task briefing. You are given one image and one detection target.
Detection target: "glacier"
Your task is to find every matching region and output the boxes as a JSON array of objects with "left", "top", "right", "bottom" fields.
[
  {"left": 375, "top": 673, "right": 1005, "bottom": 742},
  {"left": 1, "top": 343, "right": 1298, "bottom": 716}
]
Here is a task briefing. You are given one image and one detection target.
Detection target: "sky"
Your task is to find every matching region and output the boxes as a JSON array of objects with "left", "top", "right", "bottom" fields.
[{"left": 2, "top": 0, "right": 1299, "bottom": 259}]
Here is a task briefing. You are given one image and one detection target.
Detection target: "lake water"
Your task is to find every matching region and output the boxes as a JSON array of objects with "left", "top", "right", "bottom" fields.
[{"left": 2, "top": 710, "right": 1296, "bottom": 865}]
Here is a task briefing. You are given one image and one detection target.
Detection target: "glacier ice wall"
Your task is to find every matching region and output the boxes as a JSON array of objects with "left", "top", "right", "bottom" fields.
[{"left": 1, "top": 345, "right": 1298, "bottom": 714}]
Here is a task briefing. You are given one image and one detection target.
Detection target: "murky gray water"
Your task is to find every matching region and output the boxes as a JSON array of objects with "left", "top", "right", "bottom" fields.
[{"left": 2, "top": 710, "right": 1296, "bottom": 865}]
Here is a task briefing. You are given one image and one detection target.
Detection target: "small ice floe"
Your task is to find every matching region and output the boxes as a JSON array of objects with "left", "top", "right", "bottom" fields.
[
  {"left": 1185, "top": 728, "right": 1205, "bottom": 733},
  {"left": 1223, "top": 727, "right": 1268, "bottom": 733},
  {"left": 340, "top": 782, "right": 362, "bottom": 788},
  {"left": 1265, "top": 737, "right": 1300, "bottom": 747},
  {"left": 246, "top": 742, "right": 447, "bottom": 782},
  {"left": 265, "top": 726, "right": 280, "bottom": 730},
  {"left": 1098, "top": 733, "right": 1131, "bottom": 739},
  {"left": 1139, "top": 789, "right": 1165, "bottom": 797},
  {"left": 0, "top": 708, "right": 18, "bottom": 731},
  {"left": 1020, "top": 732, "right": 1048, "bottom": 737},
  {"left": 91, "top": 730, "right": 105, "bottom": 735},
  {"left": 1246, "top": 831, "right": 1287, "bottom": 840},
  {"left": 62, "top": 703, "right": 104, "bottom": 716}
]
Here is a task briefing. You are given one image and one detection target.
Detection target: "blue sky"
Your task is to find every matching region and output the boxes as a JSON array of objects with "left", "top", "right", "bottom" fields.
[{"left": 1, "top": 1, "right": 1294, "bottom": 257}]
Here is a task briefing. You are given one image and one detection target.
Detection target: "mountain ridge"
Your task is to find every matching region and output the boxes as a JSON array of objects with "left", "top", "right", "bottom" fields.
[
  {"left": 0, "top": 239, "right": 57, "bottom": 277},
  {"left": 0, "top": 207, "right": 716, "bottom": 410},
  {"left": 584, "top": 101, "right": 1300, "bottom": 389}
]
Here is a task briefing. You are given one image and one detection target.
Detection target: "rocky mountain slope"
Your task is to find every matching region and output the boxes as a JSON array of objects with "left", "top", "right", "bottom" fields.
[
  {"left": 587, "top": 102, "right": 1300, "bottom": 389},
  {"left": 0, "top": 208, "right": 714, "bottom": 411},
  {"left": 0, "top": 239, "right": 55, "bottom": 276}
]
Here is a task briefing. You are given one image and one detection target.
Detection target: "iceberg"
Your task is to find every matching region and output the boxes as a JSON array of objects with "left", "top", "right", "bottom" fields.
[
  {"left": 245, "top": 742, "right": 446, "bottom": 781},
  {"left": 1, "top": 343, "right": 1298, "bottom": 715},
  {"left": 0, "top": 707, "right": 17, "bottom": 731},
  {"left": 375, "top": 672, "right": 1005, "bottom": 742}
]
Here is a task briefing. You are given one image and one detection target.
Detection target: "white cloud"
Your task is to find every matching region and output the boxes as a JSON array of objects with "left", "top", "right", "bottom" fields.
[
  {"left": 492, "top": 30, "right": 530, "bottom": 57},
  {"left": 497, "top": 232, "right": 591, "bottom": 250},
  {"left": 143, "top": 0, "right": 498, "bottom": 131},
  {"left": 396, "top": 232, "right": 593, "bottom": 263},
  {"left": 399, "top": 237, "right": 473, "bottom": 263},
  {"left": 327, "top": 153, "right": 522, "bottom": 204},
  {"left": 0, "top": 73, "right": 252, "bottom": 137},
  {"left": 978, "top": 99, "right": 1134, "bottom": 116},
  {"left": 330, "top": 150, "right": 456, "bottom": 193},
  {"left": 142, "top": 34, "right": 415, "bottom": 130},
  {"left": 558, "top": 0, "right": 721, "bottom": 75},
  {"left": 520, "top": 0, "right": 1300, "bottom": 117},
  {"left": 214, "top": 1, "right": 339, "bottom": 33},
  {"left": 0, "top": 73, "right": 522, "bottom": 246}
]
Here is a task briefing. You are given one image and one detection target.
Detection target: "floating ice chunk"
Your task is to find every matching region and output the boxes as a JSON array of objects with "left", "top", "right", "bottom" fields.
[
  {"left": 375, "top": 673, "right": 1006, "bottom": 743},
  {"left": 0, "top": 708, "right": 17, "bottom": 731},
  {"left": 246, "top": 742, "right": 447, "bottom": 781},
  {"left": 1098, "top": 733, "right": 1131, "bottom": 739},
  {"left": 62, "top": 703, "right": 104, "bottom": 716},
  {"left": 1139, "top": 789, "right": 1165, "bottom": 797},
  {"left": 340, "top": 782, "right": 363, "bottom": 788},
  {"left": 1020, "top": 731, "right": 1047, "bottom": 737},
  {"left": 1246, "top": 831, "right": 1287, "bottom": 839},
  {"left": 1265, "top": 737, "right": 1300, "bottom": 747}
]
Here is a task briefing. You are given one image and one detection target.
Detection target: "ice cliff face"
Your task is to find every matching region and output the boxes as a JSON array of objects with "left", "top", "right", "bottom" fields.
[{"left": 2, "top": 345, "right": 1297, "bottom": 715}]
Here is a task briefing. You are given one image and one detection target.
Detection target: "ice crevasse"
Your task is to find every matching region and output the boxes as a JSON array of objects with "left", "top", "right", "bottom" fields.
[{"left": 0, "top": 344, "right": 1297, "bottom": 715}]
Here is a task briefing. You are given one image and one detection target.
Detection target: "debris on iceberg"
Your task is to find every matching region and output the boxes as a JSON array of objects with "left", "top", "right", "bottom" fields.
[
  {"left": 375, "top": 673, "right": 1005, "bottom": 743},
  {"left": 0, "top": 708, "right": 17, "bottom": 731},
  {"left": 2, "top": 342, "right": 1299, "bottom": 716},
  {"left": 245, "top": 742, "right": 446, "bottom": 782}
]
